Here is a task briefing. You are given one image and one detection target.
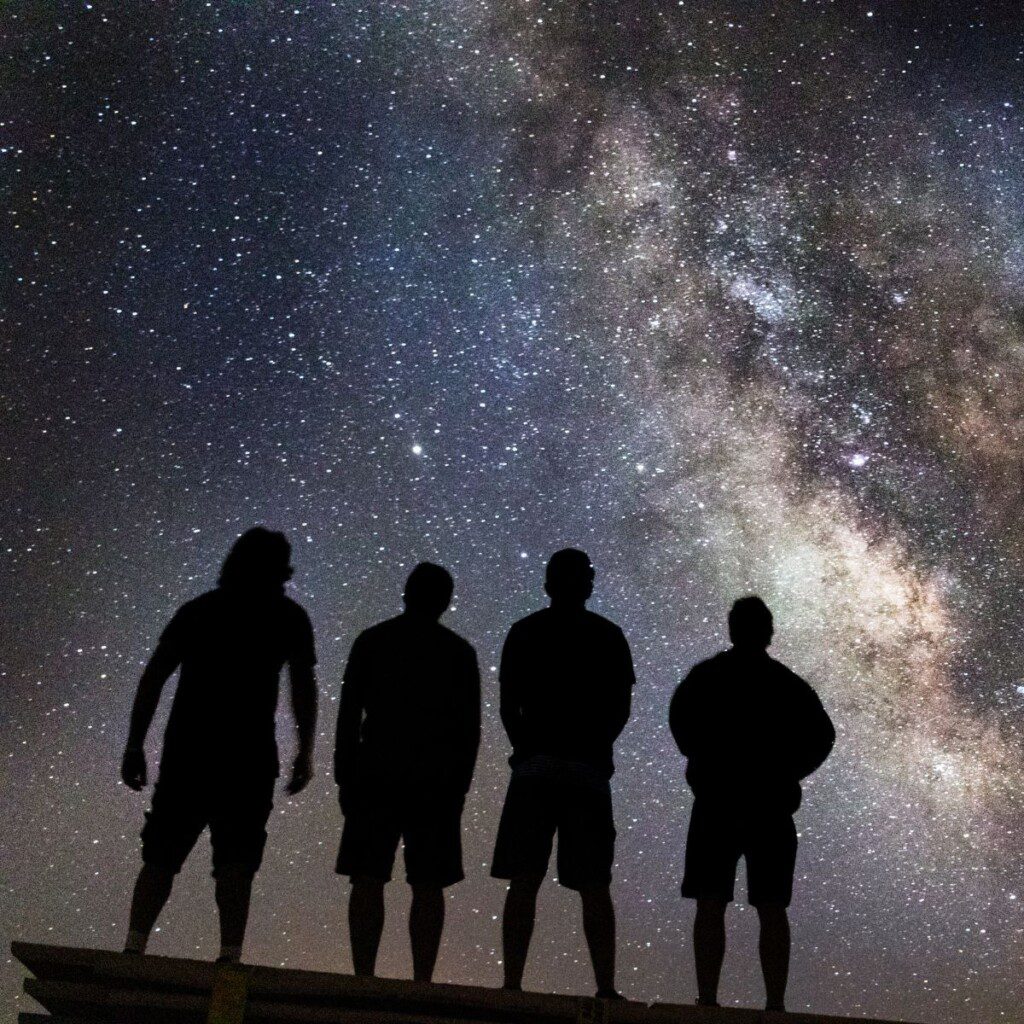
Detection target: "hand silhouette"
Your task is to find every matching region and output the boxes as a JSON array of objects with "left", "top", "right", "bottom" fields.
[
  {"left": 286, "top": 753, "right": 312, "bottom": 795},
  {"left": 121, "top": 747, "right": 147, "bottom": 790}
]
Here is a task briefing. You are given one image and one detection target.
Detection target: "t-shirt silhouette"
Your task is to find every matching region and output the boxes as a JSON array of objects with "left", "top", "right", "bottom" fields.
[
  {"left": 335, "top": 612, "right": 481, "bottom": 797},
  {"left": 499, "top": 606, "right": 636, "bottom": 779},
  {"left": 156, "top": 586, "right": 316, "bottom": 781},
  {"left": 670, "top": 648, "right": 834, "bottom": 814}
]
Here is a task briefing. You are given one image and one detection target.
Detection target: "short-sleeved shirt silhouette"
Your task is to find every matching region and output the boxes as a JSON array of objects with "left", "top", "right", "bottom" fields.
[
  {"left": 335, "top": 613, "right": 481, "bottom": 797},
  {"left": 499, "top": 606, "right": 636, "bottom": 779},
  {"left": 670, "top": 648, "right": 834, "bottom": 814},
  {"left": 155, "top": 587, "right": 316, "bottom": 781}
]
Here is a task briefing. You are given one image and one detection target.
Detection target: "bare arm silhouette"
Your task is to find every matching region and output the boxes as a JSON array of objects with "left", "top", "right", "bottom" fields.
[
  {"left": 668, "top": 671, "right": 699, "bottom": 759},
  {"left": 334, "top": 635, "right": 367, "bottom": 813},
  {"left": 498, "top": 626, "right": 527, "bottom": 751},
  {"left": 789, "top": 678, "right": 836, "bottom": 780},
  {"left": 286, "top": 660, "right": 317, "bottom": 794},
  {"left": 454, "top": 647, "right": 482, "bottom": 796},
  {"left": 607, "top": 627, "right": 636, "bottom": 742},
  {"left": 122, "top": 640, "right": 182, "bottom": 790}
]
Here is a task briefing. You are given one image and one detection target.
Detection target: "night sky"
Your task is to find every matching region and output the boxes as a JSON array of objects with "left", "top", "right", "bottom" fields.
[{"left": 3, "top": 3, "right": 1024, "bottom": 1021}]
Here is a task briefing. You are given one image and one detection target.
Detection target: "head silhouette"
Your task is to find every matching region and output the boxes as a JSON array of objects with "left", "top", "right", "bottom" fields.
[
  {"left": 544, "top": 548, "right": 595, "bottom": 606},
  {"left": 728, "top": 595, "right": 774, "bottom": 650},
  {"left": 403, "top": 562, "right": 454, "bottom": 619},
  {"left": 218, "top": 527, "right": 293, "bottom": 591}
]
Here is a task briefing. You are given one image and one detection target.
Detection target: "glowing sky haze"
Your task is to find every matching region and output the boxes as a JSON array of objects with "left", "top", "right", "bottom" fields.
[{"left": 2, "top": 3, "right": 1023, "bottom": 1021}]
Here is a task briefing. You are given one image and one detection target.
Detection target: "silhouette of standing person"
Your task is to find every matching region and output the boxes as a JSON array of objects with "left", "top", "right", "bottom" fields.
[
  {"left": 120, "top": 527, "right": 318, "bottom": 963},
  {"left": 490, "top": 549, "right": 635, "bottom": 999},
  {"left": 670, "top": 596, "right": 834, "bottom": 1012},
  {"left": 334, "top": 563, "right": 481, "bottom": 982}
]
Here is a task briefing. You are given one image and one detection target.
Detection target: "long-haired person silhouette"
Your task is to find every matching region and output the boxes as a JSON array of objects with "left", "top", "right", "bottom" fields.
[
  {"left": 490, "top": 549, "right": 636, "bottom": 999},
  {"left": 334, "top": 563, "right": 481, "bottom": 982},
  {"left": 670, "top": 596, "right": 835, "bottom": 1011},
  {"left": 120, "top": 527, "right": 318, "bottom": 963}
]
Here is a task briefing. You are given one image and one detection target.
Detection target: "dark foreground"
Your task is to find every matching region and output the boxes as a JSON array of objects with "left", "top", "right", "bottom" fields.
[{"left": 11, "top": 943, "right": 915, "bottom": 1024}]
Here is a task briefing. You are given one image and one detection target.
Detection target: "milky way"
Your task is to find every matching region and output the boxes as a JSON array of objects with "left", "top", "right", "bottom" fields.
[{"left": 3, "top": 4, "right": 1023, "bottom": 1022}]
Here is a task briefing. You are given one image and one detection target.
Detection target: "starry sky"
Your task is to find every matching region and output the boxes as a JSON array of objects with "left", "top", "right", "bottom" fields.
[{"left": 2, "top": 2, "right": 1024, "bottom": 1021}]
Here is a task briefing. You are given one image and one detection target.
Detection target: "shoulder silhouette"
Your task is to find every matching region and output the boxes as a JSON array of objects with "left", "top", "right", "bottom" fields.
[
  {"left": 670, "top": 595, "right": 833, "bottom": 812},
  {"left": 153, "top": 532, "right": 316, "bottom": 783},
  {"left": 335, "top": 562, "right": 480, "bottom": 801},
  {"left": 499, "top": 550, "right": 635, "bottom": 779}
]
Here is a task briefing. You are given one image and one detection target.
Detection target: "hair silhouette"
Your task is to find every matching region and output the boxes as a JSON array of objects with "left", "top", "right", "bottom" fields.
[
  {"left": 728, "top": 595, "right": 773, "bottom": 649},
  {"left": 218, "top": 527, "right": 293, "bottom": 590},
  {"left": 543, "top": 547, "right": 595, "bottom": 604},
  {"left": 403, "top": 562, "right": 454, "bottom": 619}
]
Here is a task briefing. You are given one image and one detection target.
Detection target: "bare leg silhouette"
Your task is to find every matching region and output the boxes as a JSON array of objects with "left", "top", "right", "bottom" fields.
[
  {"left": 125, "top": 864, "right": 174, "bottom": 952},
  {"left": 409, "top": 885, "right": 445, "bottom": 982},
  {"left": 214, "top": 864, "right": 254, "bottom": 961},
  {"left": 757, "top": 903, "right": 790, "bottom": 1011},
  {"left": 580, "top": 884, "right": 618, "bottom": 997},
  {"left": 501, "top": 875, "right": 543, "bottom": 990},
  {"left": 693, "top": 898, "right": 727, "bottom": 1006},
  {"left": 350, "top": 877, "right": 385, "bottom": 976}
]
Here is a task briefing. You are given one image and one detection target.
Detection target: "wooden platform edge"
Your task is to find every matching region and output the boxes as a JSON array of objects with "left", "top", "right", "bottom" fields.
[
  {"left": 19, "top": 1015, "right": 94, "bottom": 1024},
  {"left": 11, "top": 941, "right": 923, "bottom": 1024}
]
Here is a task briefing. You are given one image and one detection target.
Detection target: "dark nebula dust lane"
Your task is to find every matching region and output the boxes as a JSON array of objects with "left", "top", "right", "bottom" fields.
[{"left": 2, "top": 4, "right": 1023, "bottom": 1022}]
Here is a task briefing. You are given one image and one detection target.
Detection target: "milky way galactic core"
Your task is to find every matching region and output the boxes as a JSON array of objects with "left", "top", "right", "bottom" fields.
[{"left": 2, "top": 3, "right": 1023, "bottom": 1022}]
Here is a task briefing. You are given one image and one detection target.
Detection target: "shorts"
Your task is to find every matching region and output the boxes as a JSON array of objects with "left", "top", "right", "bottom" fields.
[
  {"left": 490, "top": 771, "right": 615, "bottom": 891},
  {"left": 680, "top": 801, "right": 798, "bottom": 907},
  {"left": 337, "top": 791, "right": 465, "bottom": 887},
  {"left": 141, "top": 774, "right": 275, "bottom": 878}
]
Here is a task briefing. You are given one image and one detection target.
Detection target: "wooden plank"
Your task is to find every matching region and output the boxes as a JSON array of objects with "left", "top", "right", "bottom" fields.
[
  {"left": 245, "top": 969, "right": 583, "bottom": 1024},
  {"left": 207, "top": 966, "right": 251, "bottom": 1024},
  {"left": 12, "top": 942, "right": 218, "bottom": 994},
  {"left": 24, "top": 978, "right": 209, "bottom": 1024},
  {"left": 243, "top": 1001, "right": 499, "bottom": 1024},
  {"left": 19, "top": 1015, "right": 94, "bottom": 1024},
  {"left": 11, "top": 943, "right": 919, "bottom": 1024}
]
